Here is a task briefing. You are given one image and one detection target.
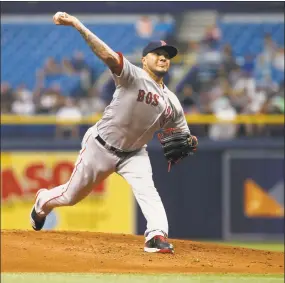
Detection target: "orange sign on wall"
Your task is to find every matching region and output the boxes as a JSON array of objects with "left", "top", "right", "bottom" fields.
[
  {"left": 1, "top": 152, "right": 134, "bottom": 233},
  {"left": 244, "top": 179, "right": 284, "bottom": 218}
]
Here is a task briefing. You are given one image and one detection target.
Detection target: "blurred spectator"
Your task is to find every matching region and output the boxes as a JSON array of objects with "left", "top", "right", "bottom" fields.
[
  {"left": 183, "top": 41, "right": 199, "bottom": 66},
  {"left": 42, "top": 57, "right": 61, "bottom": 76},
  {"left": 255, "top": 54, "right": 272, "bottom": 82},
  {"left": 197, "top": 41, "right": 222, "bottom": 65},
  {"left": 256, "top": 75, "right": 279, "bottom": 96},
  {"left": 263, "top": 33, "right": 277, "bottom": 63},
  {"left": 71, "top": 51, "right": 92, "bottom": 90},
  {"left": 252, "top": 82, "right": 269, "bottom": 112},
  {"left": 35, "top": 83, "right": 63, "bottom": 114},
  {"left": 228, "top": 64, "right": 242, "bottom": 87},
  {"left": 220, "top": 44, "right": 238, "bottom": 76},
  {"left": 227, "top": 67, "right": 259, "bottom": 136},
  {"left": 1, "top": 82, "right": 14, "bottom": 113},
  {"left": 276, "top": 80, "right": 284, "bottom": 96},
  {"left": 255, "top": 34, "right": 278, "bottom": 82},
  {"left": 273, "top": 47, "right": 284, "bottom": 71},
  {"left": 79, "top": 86, "right": 106, "bottom": 116},
  {"left": 71, "top": 51, "right": 89, "bottom": 72},
  {"left": 209, "top": 96, "right": 238, "bottom": 140},
  {"left": 135, "top": 16, "right": 153, "bottom": 39},
  {"left": 35, "top": 57, "right": 63, "bottom": 92},
  {"left": 242, "top": 54, "right": 255, "bottom": 76},
  {"left": 180, "top": 85, "right": 199, "bottom": 113},
  {"left": 207, "top": 76, "right": 225, "bottom": 102},
  {"left": 36, "top": 54, "right": 93, "bottom": 100},
  {"left": 229, "top": 67, "right": 255, "bottom": 113},
  {"left": 269, "top": 96, "right": 284, "bottom": 114},
  {"left": 261, "top": 93, "right": 284, "bottom": 137},
  {"left": 61, "top": 57, "right": 75, "bottom": 75},
  {"left": 176, "top": 62, "right": 219, "bottom": 96},
  {"left": 155, "top": 15, "right": 175, "bottom": 42},
  {"left": 11, "top": 84, "right": 35, "bottom": 115},
  {"left": 203, "top": 23, "right": 221, "bottom": 50},
  {"left": 56, "top": 97, "right": 82, "bottom": 139}
]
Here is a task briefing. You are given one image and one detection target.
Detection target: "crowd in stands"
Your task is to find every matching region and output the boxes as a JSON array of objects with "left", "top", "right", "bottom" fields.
[
  {"left": 1, "top": 51, "right": 105, "bottom": 116},
  {"left": 175, "top": 29, "right": 284, "bottom": 139},
  {"left": 1, "top": 25, "right": 284, "bottom": 140}
]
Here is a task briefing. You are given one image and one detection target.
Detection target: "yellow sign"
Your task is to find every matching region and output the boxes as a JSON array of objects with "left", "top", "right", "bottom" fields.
[{"left": 1, "top": 152, "right": 134, "bottom": 233}]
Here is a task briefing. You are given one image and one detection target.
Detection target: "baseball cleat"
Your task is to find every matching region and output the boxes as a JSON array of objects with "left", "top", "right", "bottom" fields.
[
  {"left": 144, "top": 235, "right": 174, "bottom": 254},
  {"left": 30, "top": 206, "right": 46, "bottom": 231},
  {"left": 30, "top": 189, "right": 47, "bottom": 231}
]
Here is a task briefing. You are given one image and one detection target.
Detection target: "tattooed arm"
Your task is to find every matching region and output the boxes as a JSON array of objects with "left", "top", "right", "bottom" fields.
[
  {"left": 74, "top": 21, "right": 121, "bottom": 73},
  {"left": 53, "top": 12, "right": 121, "bottom": 74}
]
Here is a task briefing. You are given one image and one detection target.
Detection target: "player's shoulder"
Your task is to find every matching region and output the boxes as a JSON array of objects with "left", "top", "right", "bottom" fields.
[
  {"left": 123, "top": 56, "right": 141, "bottom": 70},
  {"left": 123, "top": 56, "right": 148, "bottom": 77}
]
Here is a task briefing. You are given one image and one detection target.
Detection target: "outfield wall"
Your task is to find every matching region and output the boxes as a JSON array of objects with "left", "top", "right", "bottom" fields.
[{"left": 1, "top": 138, "right": 284, "bottom": 240}]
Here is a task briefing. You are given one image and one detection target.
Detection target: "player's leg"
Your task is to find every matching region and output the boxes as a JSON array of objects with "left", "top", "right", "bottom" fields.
[
  {"left": 30, "top": 129, "right": 119, "bottom": 230},
  {"left": 117, "top": 148, "right": 174, "bottom": 253}
]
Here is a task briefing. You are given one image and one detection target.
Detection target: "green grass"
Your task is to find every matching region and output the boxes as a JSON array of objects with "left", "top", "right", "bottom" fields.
[
  {"left": 1, "top": 273, "right": 284, "bottom": 283},
  {"left": 219, "top": 242, "right": 284, "bottom": 252}
]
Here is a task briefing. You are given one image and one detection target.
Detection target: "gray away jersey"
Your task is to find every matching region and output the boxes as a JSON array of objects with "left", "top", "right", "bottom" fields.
[{"left": 96, "top": 55, "right": 190, "bottom": 151}]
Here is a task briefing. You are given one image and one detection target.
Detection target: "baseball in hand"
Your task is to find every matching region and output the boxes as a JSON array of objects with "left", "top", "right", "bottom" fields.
[
  {"left": 53, "top": 12, "right": 66, "bottom": 24},
  {"left": 53, "top": 12, "right": 77, "bottom": 26}
]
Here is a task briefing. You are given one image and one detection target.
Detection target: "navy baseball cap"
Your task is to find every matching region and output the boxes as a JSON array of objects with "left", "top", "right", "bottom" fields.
[{"left": 142, "top": 40, "right": 178, "bottom": 59}]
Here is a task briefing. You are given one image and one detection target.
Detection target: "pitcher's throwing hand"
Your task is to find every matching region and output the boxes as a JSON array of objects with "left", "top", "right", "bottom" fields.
[{"left": 53, "top": 12, "right": 78, "bottom": 26}]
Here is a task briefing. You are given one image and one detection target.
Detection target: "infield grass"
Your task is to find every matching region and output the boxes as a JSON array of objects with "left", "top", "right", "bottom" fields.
[
  {"left": 212, "top": 242, "right": 284, "bottom": 252},
  {"left": 2, "top": 273, "right": 284, "bottom": 283}
]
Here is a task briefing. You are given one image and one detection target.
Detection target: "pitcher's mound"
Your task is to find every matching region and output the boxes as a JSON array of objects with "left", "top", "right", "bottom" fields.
[{"left": 1, "top": 230, "right": 284, "bottom": 274}]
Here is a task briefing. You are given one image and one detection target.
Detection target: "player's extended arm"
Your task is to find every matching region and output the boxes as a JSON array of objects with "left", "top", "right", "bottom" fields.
[{"left": 53, "top": 12, "right": 121, "bottom": 74}]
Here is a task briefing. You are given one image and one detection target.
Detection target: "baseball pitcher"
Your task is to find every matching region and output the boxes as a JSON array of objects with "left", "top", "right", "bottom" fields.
[{"left": 30, "top": 12, "right": 198, "bottom": 254}]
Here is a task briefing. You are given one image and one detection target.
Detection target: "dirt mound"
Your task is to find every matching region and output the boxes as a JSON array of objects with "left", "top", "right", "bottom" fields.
[{"left": 1, "top": 230, "right": 284, "bottom": 274}]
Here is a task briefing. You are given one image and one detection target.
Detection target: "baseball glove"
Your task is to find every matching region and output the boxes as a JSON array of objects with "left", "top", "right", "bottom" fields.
[{"left": 157, "top": 128, "right": 198, "bottom": 171}]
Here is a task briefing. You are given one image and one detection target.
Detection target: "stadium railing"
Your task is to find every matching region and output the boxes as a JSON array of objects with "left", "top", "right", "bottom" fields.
[{"left": 1, "top": 114, "right": 284, "bottom": 125}]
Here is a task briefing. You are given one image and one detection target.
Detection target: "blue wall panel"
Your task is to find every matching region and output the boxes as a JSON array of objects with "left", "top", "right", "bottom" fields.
[{"left": 1, "top": 137, "right": 283, "bottom": 240}]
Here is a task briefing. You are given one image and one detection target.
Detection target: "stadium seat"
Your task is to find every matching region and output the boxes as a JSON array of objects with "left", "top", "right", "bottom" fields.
[{"left": 1, "top": 23, "right": 174, "bottom": 90}]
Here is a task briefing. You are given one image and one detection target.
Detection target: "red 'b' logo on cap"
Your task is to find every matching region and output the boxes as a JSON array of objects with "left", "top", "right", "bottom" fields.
[{"left": 160, "top": 40, "right": 167, "bottom": 46}]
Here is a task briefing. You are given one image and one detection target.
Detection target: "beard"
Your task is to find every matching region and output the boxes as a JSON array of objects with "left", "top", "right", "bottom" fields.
[{"left": 153, "top": 69, "right": 168, "bottom": 77}]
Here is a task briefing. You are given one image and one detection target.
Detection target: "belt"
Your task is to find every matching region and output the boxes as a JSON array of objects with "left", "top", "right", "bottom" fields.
[{"left": 96, "top": 135, "right": 128, "bottom": 155}]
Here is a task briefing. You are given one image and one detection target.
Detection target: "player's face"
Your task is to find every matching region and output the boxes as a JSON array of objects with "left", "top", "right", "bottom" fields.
[{"left": 142, "top": 49, "right": 170, "bottom": 77}]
